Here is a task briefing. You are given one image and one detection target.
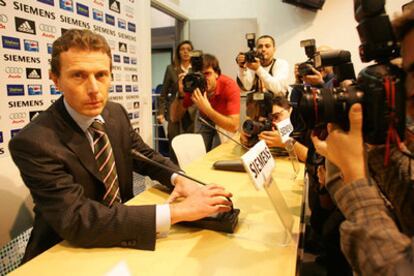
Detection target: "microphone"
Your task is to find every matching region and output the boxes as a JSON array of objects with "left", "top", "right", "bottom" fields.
[
  {"left": 198, "top": 117, "right": 250, "bottom": 150},
  {"left": 197, "top": 117, "right": 247, "bottom": 172},
  {"left": 130, "top": 149, "right": 240, "bottom": 233},
  {"left": 131, "top": 149, "right": 209, "bottom": 186}
]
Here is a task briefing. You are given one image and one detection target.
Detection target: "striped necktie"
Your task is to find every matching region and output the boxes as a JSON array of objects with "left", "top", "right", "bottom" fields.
[{"left": 88, "top": 120, "right": 121, "bottom": 207}]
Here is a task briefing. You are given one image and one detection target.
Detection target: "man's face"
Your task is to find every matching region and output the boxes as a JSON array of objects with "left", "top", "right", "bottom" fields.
[
  {"left": 50, "top": 48, "right": 111, "bottom": 117},
  {"left": 202, "top": 66, "right": 218, "bottom": 93},
  {"left": 271, "top": 104, "right": 290, "bottom": 124},
  {"left": 257, "top": 37, "right": 275, "bottom": 64},
  {"left": 402, "top": 29, "right": 414, "bottom": 101}
]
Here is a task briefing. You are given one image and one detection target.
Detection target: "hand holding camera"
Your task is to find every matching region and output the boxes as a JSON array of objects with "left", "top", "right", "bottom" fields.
[
  {"left": 236, "top": 33, "right": 264, "bottom": 71},
  {"left": 311, "top": 104, "right": 366, "bottom": 184}
]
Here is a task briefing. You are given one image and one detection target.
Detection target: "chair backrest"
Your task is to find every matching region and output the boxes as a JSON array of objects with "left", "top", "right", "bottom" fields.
[{"left": 171, "top": 134, "right": 207, "bottom": 167}]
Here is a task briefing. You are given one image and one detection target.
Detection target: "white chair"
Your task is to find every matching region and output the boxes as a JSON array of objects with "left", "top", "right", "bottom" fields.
[{"left": 171, "top": 134, "right": 207, "bottom": 168}]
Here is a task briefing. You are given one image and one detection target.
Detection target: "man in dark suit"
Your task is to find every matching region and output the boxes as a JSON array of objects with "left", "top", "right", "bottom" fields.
[{"left": 9, "top": 29, "right": 232, "bottom": 263}]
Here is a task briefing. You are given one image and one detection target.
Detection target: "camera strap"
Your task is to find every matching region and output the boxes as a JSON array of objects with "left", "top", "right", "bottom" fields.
[{"left": 384, "top": 76, "right": 403, "bottom": 166}]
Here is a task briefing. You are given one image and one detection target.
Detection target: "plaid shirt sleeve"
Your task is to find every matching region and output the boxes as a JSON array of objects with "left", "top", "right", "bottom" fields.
[{"left": 325, "top": 160, "right": 414, "bottom": 275}]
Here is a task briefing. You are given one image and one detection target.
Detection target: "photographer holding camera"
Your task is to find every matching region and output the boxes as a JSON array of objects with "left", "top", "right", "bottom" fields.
[
  {"left": 310, "top": 6, "right": 414, "bottom": 275},
  {"left": 236, "top": 35, "right": 289, "bottom": 96},
  {"left": 170, "top": 53, "right": 240, "bottom": 151},
  {"left": 240, "top": 95, "right": 309, "bottom": 161}
]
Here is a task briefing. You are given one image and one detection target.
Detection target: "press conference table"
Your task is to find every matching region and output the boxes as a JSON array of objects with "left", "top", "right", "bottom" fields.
[{"left": 11, "top": 141, "right": 305, "bottom": 276}]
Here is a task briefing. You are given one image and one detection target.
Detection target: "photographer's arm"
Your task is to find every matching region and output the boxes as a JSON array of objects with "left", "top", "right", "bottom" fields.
[
  {"left": 255, "top": 59, "right": 289, "bottom": 96},
  {"left": 169, "top": 74, "right": 188, "bottom": 123},
  {"left": 259, "top": 131, "right": 308, "bottom": 162},
  {"left": 191, "top": 89, "right": 239, "bottom": 132},
  {"left": 312, "top": 104, "right": 414, "bottom": 275},
  {"left": 236, "top": 54, "right": 255, "bottom": 91}
]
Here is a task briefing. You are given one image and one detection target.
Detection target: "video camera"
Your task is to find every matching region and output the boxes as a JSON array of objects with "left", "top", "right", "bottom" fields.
[
  {"left": 183, "top": 50, "right": 207, "bottom": 93},
  {"left": 243, "top": 33, "right": 264, "bottom": 64},
  {"left": 298, "top": 0, "right": 405, "bottom": 145}
]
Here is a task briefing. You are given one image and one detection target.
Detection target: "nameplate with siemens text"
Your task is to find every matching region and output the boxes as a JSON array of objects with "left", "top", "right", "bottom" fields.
[
  {"left": 241, "top": 140, "right": 274, "bottom": 190},
  {"left": 275, "top": 118, "right": 294, "bottom": 143}
]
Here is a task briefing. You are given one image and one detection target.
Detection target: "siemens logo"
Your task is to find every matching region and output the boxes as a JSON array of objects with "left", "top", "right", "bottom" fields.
[
  {"left": 4, "top": 54, "right": 41, "bottom": 63},
  {"left": 8, "top": 100, "right": 44, "bottom": 108},
  {"left": 76, "top": 3, "right": 89, "bottom": 17},
  {"left": 118, "top": 31, "right": 136, "bottom": 42},
  {"left": 2, "top": 36, "right": 20, "bottom": 50},
  {"left": 105, "top": 14, "right": 115, "bottom": 26},
  {"left": 7, "top": 84, "right": 25, "bottom": 96},
  {"left": 13, "top": 2, "right": 56, "bottom": 19},
  {"left": 93, "top": 25, "right": 116, "bottom": 36},
  {"left": 60, "top": 15, "right": 90, "bottom": 29}
]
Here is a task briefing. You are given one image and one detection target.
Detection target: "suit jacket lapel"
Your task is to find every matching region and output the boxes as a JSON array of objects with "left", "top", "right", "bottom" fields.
[{"left": 52, "top": 97, "right": 102, "bottom": 182}]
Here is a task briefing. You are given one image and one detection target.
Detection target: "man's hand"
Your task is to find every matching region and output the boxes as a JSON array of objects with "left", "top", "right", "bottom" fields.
[
  {"left": 258, "top": 130, "right": 284, "bottom": 148},
  {"left": 246, "top": 57, "right": 261, "bottom": 71},
  {"left": 177, "top": 73, "right": 186, "bottom": 97},
  {"left": 311, "top": 104, "right": 366, "bottom": 183},
  {"left": 303, "top": 67, "right": 324, "bottom": 86},
  {"left": 191, "top": 88, "right": 212, "bottom": 115},
  {"left": 240, "top": 129, "right": 251, "bottom": 147},
  {"left": 236, "top": 53, "right": 246, "bottom": 68},
  {"left": 169, "top": 177, "right": 233, "bottom": 224}
]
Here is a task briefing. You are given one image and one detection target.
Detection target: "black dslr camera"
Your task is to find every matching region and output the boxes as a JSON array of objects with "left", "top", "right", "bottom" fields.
[
  {"left": 243, "top": 92, "right": 274, "bottom": 147},
  {"left": 183, "top": 50, "right": 207, "bottom": 93},
  {"left": 298, "top": 0, "right": 405, "bottom": 145},
  {"left": 298, "top": 39, "right": 318, "bottom": 76},
  {"left": 243, "top": 33, "right": 264, "bottom": 63}
]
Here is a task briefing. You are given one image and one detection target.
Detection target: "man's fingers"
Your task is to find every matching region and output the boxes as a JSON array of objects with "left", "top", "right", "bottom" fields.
[
  {"left": 311, "top": 133, "right": 328, "bottom": 157},
  {"left": 349, "top": 103, "right": 363, "bottom": 135}
]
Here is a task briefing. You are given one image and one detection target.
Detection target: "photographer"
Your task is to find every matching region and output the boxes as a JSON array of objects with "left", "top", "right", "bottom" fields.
[
  {"left": 311, "top": 9, "right": 414, "bottom": 275},
  {"left": 170, "top": 54, "right": 240, "bottom": 151},
  {"left": 240, "top": 96, "right": 309, "bottom": 162},
  {"left": 236, "top": 35, "right": 289, "bottom": 96}
]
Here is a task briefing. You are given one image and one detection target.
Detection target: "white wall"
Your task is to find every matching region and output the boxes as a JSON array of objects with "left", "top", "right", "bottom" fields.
[{"left": 178, "top": 0, "right": 407, "bottom": 80}]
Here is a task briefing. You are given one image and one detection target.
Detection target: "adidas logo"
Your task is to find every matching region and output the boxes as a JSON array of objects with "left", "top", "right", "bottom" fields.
[
  {"left": 110, "top": 1, "right": 120, "bottom": 13},
  {"left": 18, "top": 21, "right": 34, "bottom": 34},
  {"left": 120, "top": 44, "right": 126, "bottom": 52},
  {"left": 28, "top": 70, "right": 40, "bottom": 79}
]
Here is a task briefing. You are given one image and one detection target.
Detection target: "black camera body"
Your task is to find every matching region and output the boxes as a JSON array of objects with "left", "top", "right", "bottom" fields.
[
  {"left": 298, "top": 0, "right": 405, "bottom": 145},
  {"left": 243, "top": 33, "right": 264, "bottom": 64},
  {"left": 298, "top": 39, "right": 318, "bottom": 77},
  {"left": 243, "top": 91, "right": 274, "bottom": 147},
  {"left": 183, "top": 50, "right": 207, "bottom": 93},
  {"left": 242, "top": 119, "right": 273, "bottom": 147}
]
